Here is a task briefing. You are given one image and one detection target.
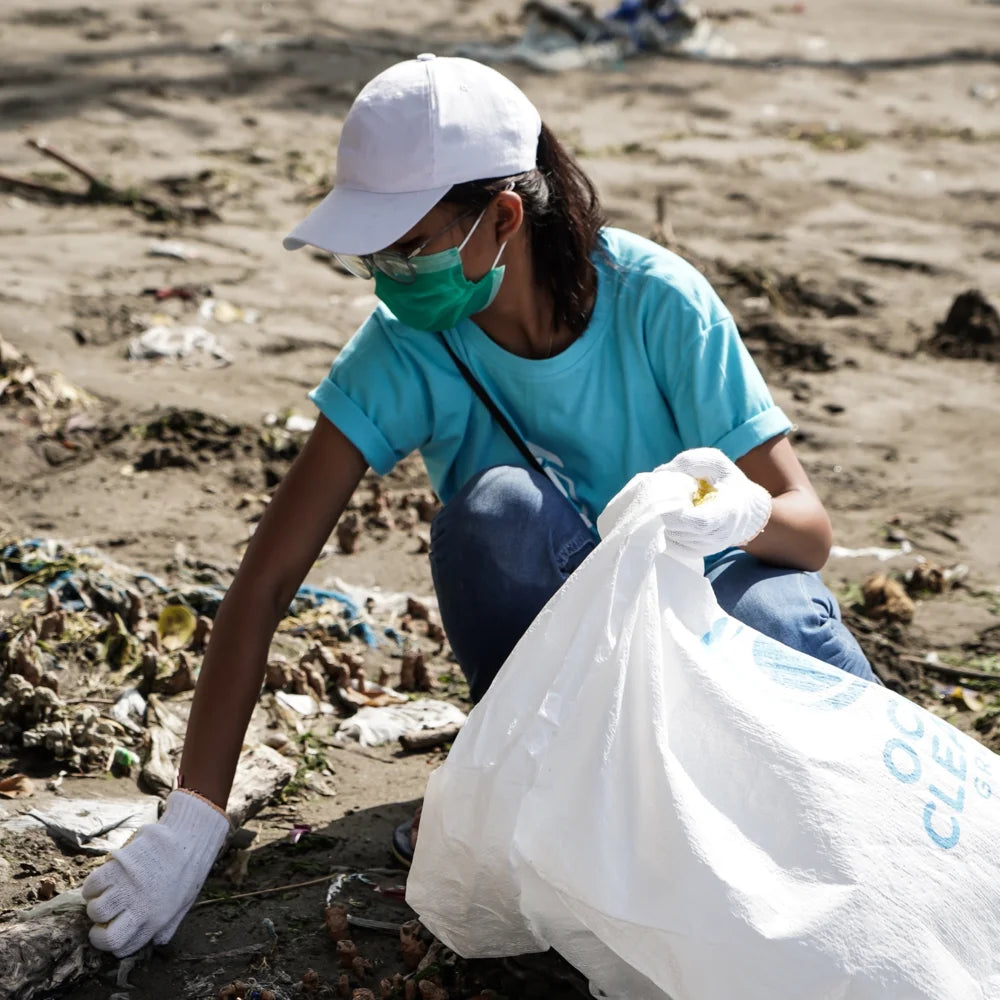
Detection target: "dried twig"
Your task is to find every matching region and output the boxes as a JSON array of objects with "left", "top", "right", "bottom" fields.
[
  {"left": 899, "top": 654, "right": 1000, "bottom": 684},
  {"left": 193, "top": 868, "right": 352, "bottom": 908},
  {"left": 27, "top": 138, "right": 104, "bottom": 189},
  {"left": 347, "top": 914, "right": 403, "bottom": 934},
  {"left": 0, "top": 172, "right": 92, "bottom": 203},
  {"left": 0, "top": 137, "right": 215, "bottom": 222}
]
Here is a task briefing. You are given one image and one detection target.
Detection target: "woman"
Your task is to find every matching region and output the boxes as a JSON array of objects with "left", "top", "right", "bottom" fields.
[{"left": 81, "top": 53, "right": 877, "bottom": 957}]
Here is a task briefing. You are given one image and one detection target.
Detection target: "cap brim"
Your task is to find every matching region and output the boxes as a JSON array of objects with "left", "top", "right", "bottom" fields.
[{"left": 282, "top": 183, "right": 452, "bottom": 256}]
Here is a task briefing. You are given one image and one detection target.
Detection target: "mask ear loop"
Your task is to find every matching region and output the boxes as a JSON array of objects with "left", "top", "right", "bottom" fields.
[
  {"left": 456, "top": 181, "right": 518, "bottom": 264},
  {"left": 458, "top": 207, "right": 488, "bottom": 251},
  {"left": 485, "top": 180, "right": 517, "bottom": 267}
]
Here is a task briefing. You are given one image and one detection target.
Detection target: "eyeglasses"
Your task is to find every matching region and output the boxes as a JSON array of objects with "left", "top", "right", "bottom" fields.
[{"left": 334, "top": 208, "right": 479, "bottom": 285}]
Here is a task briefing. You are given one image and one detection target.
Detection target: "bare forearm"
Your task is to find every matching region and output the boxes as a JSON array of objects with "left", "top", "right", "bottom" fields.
[
  {"left": 177, "top": 416, "right": 367, "bottom": 808},
  {"left": 743, "top": 487, "right": 832, "bottom": 571},
  {"left": 177, "top": 579, "right": 287, "bottom": 808}
]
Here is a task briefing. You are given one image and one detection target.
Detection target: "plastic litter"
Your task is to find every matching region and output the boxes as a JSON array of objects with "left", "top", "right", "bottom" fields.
[
  {"left": 107, "top": 687, "right": 147, "bottom": 735},
  {"left": 126, "top": 324, "right": 231, "bottom": 364},
  {"left": 157, "top": 603, "right": 197, "bottom": 650},
  {"left": 326, "top": 577, "right": 439, "bottom": 621},
  {"left": 147, "top": 240, "right": 200, "bottom": 261},
  {"left": 274, "top": 690, "right": 334, "bottom": 717},
  {"left": 283, "top": 413, "right": 316, "bottom": 433},
  {"left": 408, "top": 465, "right": 1000, "bottom": 1000},
  {"left": 110, "top": 746, "right": 140, "bottom": 772},
  {"left": 455, "top": 0, "right": 734, "bottom": 71},
  {"left": 2, "top": 795, "right": 159, "bottom": 854},
  {"left": 198, "top": 297, "right": 260, "bottom": 325},
  {"left": 335, "top": 699, "right": 466, "bottom": 748},
  {"left": 829, "top": 541, "right": 912, "bottom": 561}
]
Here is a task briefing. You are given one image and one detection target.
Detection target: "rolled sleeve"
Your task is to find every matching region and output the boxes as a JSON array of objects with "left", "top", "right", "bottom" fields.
[
  {"left": 307, "top": 309, "right": 434, "bottom": 477},
  {"left": 309, "top": 376, "right": 398, "bottom": 475},
  {"left": 669, "top": 309, "right": 790, "bottom": 460},
  {"left": 712, "top": 405, "right": 791, "bottom": 461}
]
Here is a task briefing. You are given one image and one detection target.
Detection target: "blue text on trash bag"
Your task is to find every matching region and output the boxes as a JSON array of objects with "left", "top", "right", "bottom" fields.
[{"left": 882, "top": 696, "right": 995, "bottom": 851}]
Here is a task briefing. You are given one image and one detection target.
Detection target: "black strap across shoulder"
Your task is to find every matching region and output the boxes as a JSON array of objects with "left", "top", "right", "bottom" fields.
[{"left": 437, "top": 332, "right": 547, "bottom": 478}]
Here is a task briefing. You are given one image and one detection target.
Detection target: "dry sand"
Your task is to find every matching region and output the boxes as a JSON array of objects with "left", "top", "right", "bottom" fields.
[{"left": 1, "top": 0, "right": 999, "bottom": 996}]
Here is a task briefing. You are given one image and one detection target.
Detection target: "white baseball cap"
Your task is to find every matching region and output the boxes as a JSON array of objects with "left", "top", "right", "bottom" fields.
[{"left": 283, "top": 54, "right": 542, "bottom": 256}]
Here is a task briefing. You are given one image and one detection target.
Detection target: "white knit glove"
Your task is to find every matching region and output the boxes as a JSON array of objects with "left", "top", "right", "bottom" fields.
[
  {"left": 655, "top": 448, "right": 772, "bottom": 557},
  {"left": 82, "top": 789, "right": 230, "bottom": 957}
]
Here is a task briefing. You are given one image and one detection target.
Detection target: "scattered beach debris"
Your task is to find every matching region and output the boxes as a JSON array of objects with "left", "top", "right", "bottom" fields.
[
  {"left": 969, "top": 83, "right": 999, "bottom": 104},
  {"left": 142, "top": 283, "right": 212, "bottom": 303},
  {"left": 274, "top": 690, "right": 334, "bottom": 718},
  {"left": 335, "top": 701, "right": 467, "bottom": 749},
  {"left": 0, "top": 889, "right": 98, "bottom": 1000},
  {"left": 126, "top": 325, "right": 232, "bottom": 364},
  {"left": 830, "top": 542, "right": 912, "bottom": 561},
  {"left": 157, "top": 605, "right": 198, "bottom": 651},
  {"left": 147, "top": 240, "right": 201, "bottom": 262},
  {"left": 0, "top": 137, "right": 216, "bottom": 222},
  {"left": 0, "top": 334, "right": 96, "bottom": 432},
  {"left": 861, "top": 573, "right": 916, "bottom": 624},
  {"left": 0, "top": 772, "right": 35, "bottom": 798},
  {"left": 924, "top": 289, "right": 1000, "bottom": 363},
  {"left": 225, "top": 745, "right": 298, "bottom": 830},
  {"left": 1, "top": 795, "right": 160, "bottom": 854},
  {"left": 213, "top": 978, "right": 280, "bottom": 1000},
  {"left": 198, "top": 298, "right": 260, "bottom": 325},
  {"left": 0, "top": 748, "right": 297, "bottom": 993},
  {"left": 398, "top": 724, "right": 462, "bottom": 754},
  {"left": 455, "top": 0, "right": 734, "bottom": 71},
  {"left": 0, "top": 532, "right": 453, "bottom": 803}
]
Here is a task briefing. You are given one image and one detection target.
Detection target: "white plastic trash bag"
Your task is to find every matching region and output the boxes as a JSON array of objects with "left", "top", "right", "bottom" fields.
[{"left": 406, "top": 464, "right": 1000, "bottom": 1000}]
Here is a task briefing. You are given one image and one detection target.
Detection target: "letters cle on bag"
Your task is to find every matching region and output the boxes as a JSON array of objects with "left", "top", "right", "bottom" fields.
[
  {"left": 407, "top": 465, "right": 1000, "bottom": 1000},
  {"left": 882, "top": 696, "right": 993, "bottom": 851}
]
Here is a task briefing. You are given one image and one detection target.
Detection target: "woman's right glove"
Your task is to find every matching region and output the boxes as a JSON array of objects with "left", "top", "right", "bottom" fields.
[
  {"left": 655, "top": 448, "right": 772, "bottom": 556},
  {"left": 82, "top": 788, "right": 231, "bottom": 957}
]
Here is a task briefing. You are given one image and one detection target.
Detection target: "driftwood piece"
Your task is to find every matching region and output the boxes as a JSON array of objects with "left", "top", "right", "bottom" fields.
[
  {"left": 0, "top": 743, "right": 296, "bottom": 998},
  {"left": 899, "top": 653, "right": 1000, "bottom": 684},
  {"left": 398, "top": 725, "right": 462, "bottom": 753},
  {"left": 0, "top": 893, "right": 100, "bottom": 1000},
  {"left": 226, "top": 745, "right": 297, "bottom": 830}
]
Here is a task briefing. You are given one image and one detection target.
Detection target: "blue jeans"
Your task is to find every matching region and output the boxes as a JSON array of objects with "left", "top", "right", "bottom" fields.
[{"left": 430, "top": 465, "right": 878, "bottom": 703}]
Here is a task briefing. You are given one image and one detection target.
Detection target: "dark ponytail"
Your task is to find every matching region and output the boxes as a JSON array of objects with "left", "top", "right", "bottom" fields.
[{"left": 443, "top": 123, "right": 606, "bottom": 339}]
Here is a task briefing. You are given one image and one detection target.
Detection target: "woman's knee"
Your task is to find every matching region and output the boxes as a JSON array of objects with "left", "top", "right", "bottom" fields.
[
  {"left": 708, "top": 551, "right": 807, "bottom": 643},
  {"left": 708, "top": 550, "right": 875, "bottom": 679},
  {"left": 433, "top": 463, "right": 597, "bottom": 581},
  {"left": 433, "top": 465, "right": 539, "bottom": 538}
]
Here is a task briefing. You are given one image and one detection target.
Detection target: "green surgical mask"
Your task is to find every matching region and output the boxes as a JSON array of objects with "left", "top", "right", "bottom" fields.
[{"left": 374, "top": 207, "right": 507, "bottom": 332}]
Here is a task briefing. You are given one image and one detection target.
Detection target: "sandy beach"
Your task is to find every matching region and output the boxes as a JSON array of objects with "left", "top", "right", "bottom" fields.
[{"left": 1, "top": 0, "right": 998, "bottom": 995}]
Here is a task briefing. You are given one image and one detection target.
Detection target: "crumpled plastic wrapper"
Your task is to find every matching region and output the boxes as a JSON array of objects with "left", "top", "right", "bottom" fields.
[{"left": 334, "top": 699, "right": 467, "bottom": 748}]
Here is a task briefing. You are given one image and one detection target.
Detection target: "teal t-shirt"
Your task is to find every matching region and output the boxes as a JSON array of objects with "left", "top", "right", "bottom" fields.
[{"left": 309, "top": 227, "right": 790, "bottom": 529}]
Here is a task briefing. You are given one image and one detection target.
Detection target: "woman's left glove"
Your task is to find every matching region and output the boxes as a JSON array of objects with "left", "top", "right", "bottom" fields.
[
  {"left": 655, "top": 447, "right": 772, "bottom": 557},
  {"left": 81, "top": 788, "right": 230, "bottom": 957}
]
